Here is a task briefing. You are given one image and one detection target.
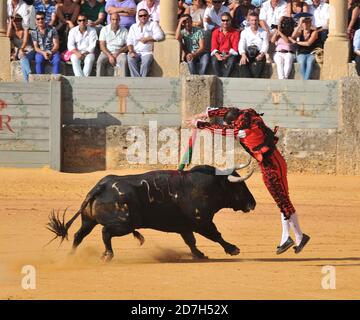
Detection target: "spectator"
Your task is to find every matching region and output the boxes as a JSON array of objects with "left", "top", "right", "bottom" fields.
[
  {"left": 96, "top": 13, "right": 129, "bottom": 77},
  {"left": 127, "top": 8, "right": 164, "bottom": 77},
  {"left": 290, "top": 16, "right": 318, "bottom": 80},
  {"left": 259, "top": 0, "right": 287, "bottom": 35},
  {"left": 353, "top": 28, "right": 360, "bottom": 75},
  {"left": 348, "top": 0, "right": 360, "bottom": 41},
  {"left": 30, "top": 11, "right": 61, "bottom": 75},
  {"left": 67, "top": 13, "right": 98, "bottom": 77},
  {"left": 6, "top": 14, "right": 34, "bottom": 81},
  {"left": 239, "top": 0, "right": 259, "bottom": 17},
  {"left": 203, "top": 0, "right": 230, "bottom": 31},
  {"left": 211, "top": 12, "right": 240, "bottom": 77},
  {"left": 7, "top": 0, "right": 36, "bottom": 30},
  {"left": 55, "top": 0, "right": 80, "bottom": 51},
  {"left": 286, "top": 0, "right": 308, "bottom": 18},
  {"left": 228, "top": 0, "right": 245, "bottom": 29},
  {"left": 271, "top": 16, "right": 295, "bottom": 79},
  {"left": 187, "top": 0, "right": 206, "bottom": 28},
  {"left": 34, "top": 0, "right": 56, "bottom": 27},
  {"left": 106, "top": 0, "right": 137, "bottom": 29},
  {"left": 178, "top": 0, "right": 189, "bottom": 19},
  {"left": 176, "top": 14, "right": 210, "bottom": 75},
  {"left": 308, "top": 0, "right": 329, "bottom": 47},
  {"left": 136, "top": 0, "right": 160, "bottom": 23},
  {"left": 239, "top": 11, "right": 269, "bottom": 78},
  {"left": 80, "top": 0, "right": 106, "bottom": 29}
]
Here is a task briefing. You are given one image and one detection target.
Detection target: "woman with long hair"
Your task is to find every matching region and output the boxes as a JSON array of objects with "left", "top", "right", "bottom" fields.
[
  {"left": 348, "top": 0, "right": 360, "bottom": 40},
  {"left": 6, "top": 14, "right": 34, "bottom": 81}
]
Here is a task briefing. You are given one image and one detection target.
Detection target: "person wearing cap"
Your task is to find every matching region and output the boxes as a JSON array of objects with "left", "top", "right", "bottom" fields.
[{"left": 289, "top": 15, "right": 319, "bottom": 80}]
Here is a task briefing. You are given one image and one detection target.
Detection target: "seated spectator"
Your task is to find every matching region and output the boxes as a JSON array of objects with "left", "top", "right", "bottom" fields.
[
  {"left": 34, "top": 0, "right": 56, "bottom": 27},
  {"left": 211, "top": 12, "right": 240, "bottom": 77},
  {"left": 259, "top": 0, "right": 287, "bottom": 35},
  {"left": 176, "top": 14, "right": 210, "bottom": 75},
  {"left": 228, "top": 0, "right": 245, "bottom": 29},
  {"left": 6, "top": 14, "right": 34, "bottom": 81},
  {"left": 239, "top": 0, "right": 259, "bottom": 18},
  {"left": 67, "top": 13, "right": 98, "bottom": 77},
  {"left": 55, "top": 0, "right": 80, "bottom": 51},
  {"left": 80, "top": 0, "right": 106, "bottom": 30},
  {"left": 348, "top": 0, "right": 360, "bottom": 42},
  {"left": 187, "top": 0, "right": 206, "bottom": 28},
  {"left": 126, "top": 8, "right": 164, "bottom": 77},
  {"left": 286, "top": 0, "right": 308, "bottom": 18},
  {"left": 136, "top": 0, "right": 160, "bottom": 23},
  {"left": 7, "top": 0, "right": 36, "bottom": 30},
  {"left": 289, "top": 16, "right": 318, "bottom": 80},
  {"left": 203, "top": 0, "right": 230, "bottom": 31},
  {"left": 271, "top": 16, "right": 295, "bottom": 79},
  {"left": 30, "top": 11, "right": 61, "bottom": 75},
  {"left": 105, "top": 0, "right": 137, "bottom": 29},
  {"left": 308, "top": 0, "right": 329, "bottom": 47},
  {"left": 353, "top": 28, "right": 360, "bottom": 75},
  {"left": 178, "top": 0, "right": 189, "bottom": 20},
  {"left": 96, "top": 13, "right": 129, "bottom": 77},
  {"left": 239, "top": 11, "right": 269, "bottom": 78}
]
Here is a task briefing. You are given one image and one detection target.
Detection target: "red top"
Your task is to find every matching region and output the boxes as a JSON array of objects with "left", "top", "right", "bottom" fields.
[
  {"left": 211, "top": 28, "right": 240, "bottom": 55},
  {"left": 197, "top": 107, "right": 278, "bottom": 162}
]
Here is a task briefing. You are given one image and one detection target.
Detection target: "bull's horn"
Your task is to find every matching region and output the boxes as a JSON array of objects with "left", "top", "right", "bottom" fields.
[
  {"left": 227, "top": 167, "right": 255, "bottom": 183},
  {"left": 234, "top": 155, "right": 252, "bottom": 170}
]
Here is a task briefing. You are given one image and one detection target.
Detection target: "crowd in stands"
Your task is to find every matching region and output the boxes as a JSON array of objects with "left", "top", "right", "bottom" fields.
[{"left": 6, "top": 0, "right": 360, "bottom": 81}]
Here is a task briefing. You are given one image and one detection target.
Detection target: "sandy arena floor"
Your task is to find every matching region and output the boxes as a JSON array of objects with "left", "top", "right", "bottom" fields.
[{"left": 0, "top": 167, "right": 359, "bottom": 300}]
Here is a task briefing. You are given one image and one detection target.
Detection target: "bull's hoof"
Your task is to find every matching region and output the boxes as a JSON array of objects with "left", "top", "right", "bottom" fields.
[
  {"left": 101, "top": 251, "right": 114, "bottom": 262},
  {"left": 192, "top": 252, "right": 209, "bottom": 260},
  {"left": 225, "top": 245, "right": 240, "bottom": 256}
]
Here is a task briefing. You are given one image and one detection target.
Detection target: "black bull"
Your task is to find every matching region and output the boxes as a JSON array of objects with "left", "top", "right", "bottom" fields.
[{"left": 48, "top": 164, "right": 256, "bottom": 261}]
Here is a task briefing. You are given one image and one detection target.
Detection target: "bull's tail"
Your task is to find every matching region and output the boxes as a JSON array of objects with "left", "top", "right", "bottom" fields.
[{"left": 46, "top": 183, "right": 106, "bottom": 245}]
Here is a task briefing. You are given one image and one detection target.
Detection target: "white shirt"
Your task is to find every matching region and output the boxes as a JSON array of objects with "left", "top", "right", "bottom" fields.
[
  {"left": 67, "top": 26, "right": 98, "bottom": 53},
  {"left": 136, "top": 0, "right": 160, "bottom": 23},
  {"left": 99, "top": 24, "right": 129, "bottom": 53},
  {"left": 309, "top": 2, "right": 330, "bottom": 29},
  {"left": 7, "top": 0, "right": 36, "bottom": 29},
  {"left": 203, "top": 5, "right": 230, "bottom": 31},
  {"left": 126, "top": 20, "right": 164, "bottom": 56},
  {"left": 259, "top": 0, "right": 287, "bottom": 29},
  {"left": 238, "top": 26, "right": 269, "bottom": 55}
]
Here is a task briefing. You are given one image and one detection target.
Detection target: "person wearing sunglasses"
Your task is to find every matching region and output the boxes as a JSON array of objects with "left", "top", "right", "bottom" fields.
[
  {"left": 136, "top": 0, "right": 160, "bottom": 23},
  {"left": 203, "top": 0, "right": 230, "bottom": 31},
  {"left": 210, "top": 12, "right": 240, "bottom": 77},
  {"left": 126, "top": 9, "right": 164, "bottom": 77},
  {"left": 30, "top": 11, "right": 61, "bottom": 75},
  {"left": 67, "top": 14, "right": 98, "bottom": 77}
]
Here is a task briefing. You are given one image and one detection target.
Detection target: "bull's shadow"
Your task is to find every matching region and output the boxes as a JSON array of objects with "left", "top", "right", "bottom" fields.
[{"left": 145, "top": 255, "right": 360, "bottom": 264}]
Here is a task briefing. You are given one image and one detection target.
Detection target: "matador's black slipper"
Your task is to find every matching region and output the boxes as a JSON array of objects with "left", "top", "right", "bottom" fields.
[
  {"left": 276, "top": 236, "right": 295, "bottom": 255},
  {"left": 293, "top": 234, "right": 310, "bottom": 254}
]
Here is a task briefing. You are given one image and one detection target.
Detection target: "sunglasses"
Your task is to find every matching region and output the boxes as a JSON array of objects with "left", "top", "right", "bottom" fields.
[
  {"left": 138, "top": 14, "right": 148, "bottom": 18},
  {"left": 221, "top": 19, "right": 230, "bottom": 22},
  {"left": 77, "top": 19, "right": 87, "bottom": 22},
  {"left": 36, "top": 17, "right": 44, "bottom": 21}
]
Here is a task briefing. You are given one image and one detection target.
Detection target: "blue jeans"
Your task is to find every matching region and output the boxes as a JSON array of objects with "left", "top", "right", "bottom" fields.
[
  {"left": 296, "top": 53, "right": 315, "bottom": 80},
  {"left": 35, "top": 51, "right": 61, "bottom": 74},
  {"left": 20, "top": 50, "right": 35, "bottom": 82},
  {"left": 187, "top": 53, "right": 210, "bottom": 75}
]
